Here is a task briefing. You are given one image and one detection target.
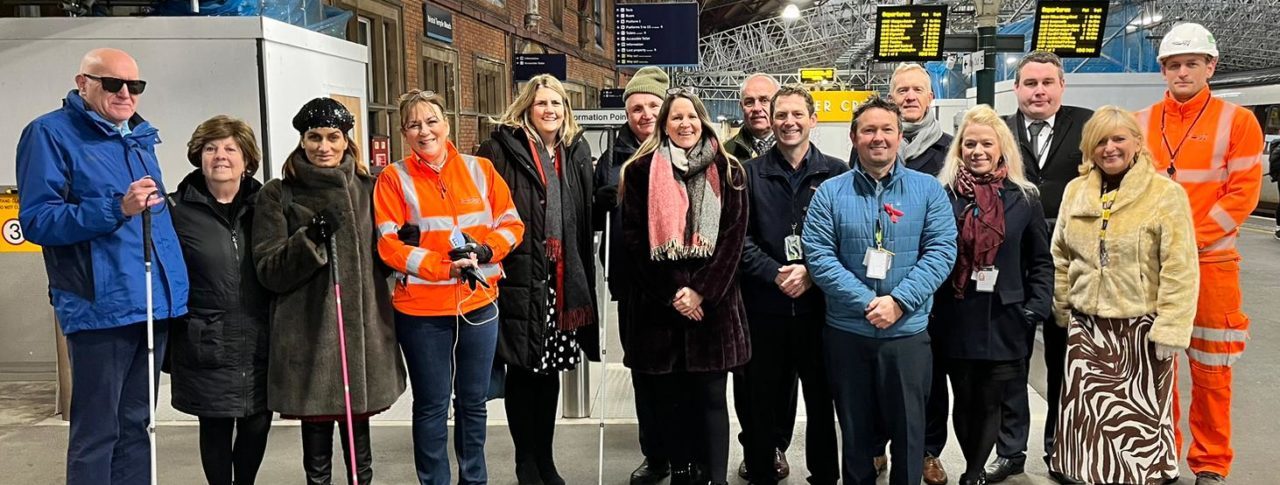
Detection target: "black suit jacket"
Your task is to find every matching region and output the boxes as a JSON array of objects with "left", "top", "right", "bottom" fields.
[{"left": 1004, "top": 105, "right": 1094, "bottom": 222}]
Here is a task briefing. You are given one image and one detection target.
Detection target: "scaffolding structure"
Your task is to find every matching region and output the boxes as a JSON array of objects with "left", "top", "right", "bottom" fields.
[{"left": 677, "top": 0, "right": 1280, "bottom": 102}]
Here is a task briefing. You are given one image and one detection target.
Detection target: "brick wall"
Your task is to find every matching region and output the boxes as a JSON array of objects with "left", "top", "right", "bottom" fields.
[{"left": 407, "top": 0, "right": 619, "bottom": 154}]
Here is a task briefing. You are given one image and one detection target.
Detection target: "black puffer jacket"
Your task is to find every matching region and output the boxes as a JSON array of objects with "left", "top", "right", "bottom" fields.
[
  {"left": 478, "top": 126, "right": 598, "bottom": 370},
  {"left": 592, "top": 123, "right": 642, "bottom": 299},
  {"left": 169, "top": 170, "right": 269, "bottom": 418}
]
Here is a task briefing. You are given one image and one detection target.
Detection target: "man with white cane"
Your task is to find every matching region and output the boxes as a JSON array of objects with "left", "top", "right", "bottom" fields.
[{"left": 16, "top": 48, "right": 189, "bottom": 484}]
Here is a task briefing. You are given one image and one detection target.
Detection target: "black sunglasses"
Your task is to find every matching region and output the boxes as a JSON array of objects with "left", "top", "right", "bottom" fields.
[{"left": 83, "top": 73, "right": 147, "bottom": 95}]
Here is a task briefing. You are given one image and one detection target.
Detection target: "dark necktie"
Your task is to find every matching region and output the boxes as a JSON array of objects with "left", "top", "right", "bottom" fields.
[{"left": 1029, "top": 120, "right": 1048, "bottom": 162}]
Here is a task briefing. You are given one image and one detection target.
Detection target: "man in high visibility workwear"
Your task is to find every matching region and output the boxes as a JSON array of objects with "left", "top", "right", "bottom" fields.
[{"left": 1137, "top": 22, "right": 1263, "bottom": 485}]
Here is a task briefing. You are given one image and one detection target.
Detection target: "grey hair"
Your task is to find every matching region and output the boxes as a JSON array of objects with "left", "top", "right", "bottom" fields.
[
  {"left": 740, "top": 73, "right": 781, "bottom": 97},
  {"left": 889, "top": 63, "right": 932, "bottom": 95}
]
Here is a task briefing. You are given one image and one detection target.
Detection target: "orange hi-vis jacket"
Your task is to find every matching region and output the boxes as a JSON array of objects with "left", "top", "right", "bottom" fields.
[
  {"left": 374, "top": 141, "right": 525, "bottom": 316},
  {"left": 1138, "top": 88, "right": 1263, "bottom": 263}
]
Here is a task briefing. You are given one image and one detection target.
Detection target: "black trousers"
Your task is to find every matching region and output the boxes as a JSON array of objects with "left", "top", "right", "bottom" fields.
[
  {"left": 733, "top": 370, "right": 797, "bottom": 453},
  {"left": 504, "top": 365, "right": 562, "bottom": 477},
  {"left": 620, "top": 298, "right": 667, "bottom": 464},
  {"left": 741, "top": 313, "right": 838, "bottom": 485},
  {"left": 654, "top": 371, "right": 730, "bottom": 483},
  {"left": 997, "top": 317, "right": 1067, "bottom": 463},
  {"left": 949, "top": 359, "right": 1024, "bottom": 479},
  {"left": 873, "top": 327, "right": 950, "bottom": 458},
  {"left": 197, "top": 411, "right": 273, "bottom": 485},
  {"left": 825, "top": 327, "right": 932, "bottom": 485}
]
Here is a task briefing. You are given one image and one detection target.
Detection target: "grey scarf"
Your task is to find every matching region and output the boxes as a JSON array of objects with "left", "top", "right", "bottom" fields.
[
  {"left": 899, "top": 114, "right": 944, "bottom": 162},
  {"left": 530, "top": 135, "right": 594, "bottom": 331}
]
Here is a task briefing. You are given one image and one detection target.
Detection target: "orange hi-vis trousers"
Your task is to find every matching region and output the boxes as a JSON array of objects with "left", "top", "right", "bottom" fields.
[{"left": 1173, "top": 258, "right": 1250, "bottom": 477}]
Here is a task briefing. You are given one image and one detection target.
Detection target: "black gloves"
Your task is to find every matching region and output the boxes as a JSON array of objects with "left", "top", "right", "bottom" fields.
[
  {"left": 595, "top": 184, "right": 619, "bottom": 212},
  {"left": 1022, "top": 308, "right": 1042, "bottom": 327},
  {"left": 397, "top": 224, "right": 421, "bottom": 247},
  {"left": 305, "top": 207, "right": 342, "bottom": 244},
  {"left": 448, "top": 232, "right": 493, "bottom": 264}
]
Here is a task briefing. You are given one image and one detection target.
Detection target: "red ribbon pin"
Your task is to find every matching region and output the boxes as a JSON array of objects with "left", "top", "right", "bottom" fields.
[{"left": 884, "top": 203, "right": 904, "bottom": 223}]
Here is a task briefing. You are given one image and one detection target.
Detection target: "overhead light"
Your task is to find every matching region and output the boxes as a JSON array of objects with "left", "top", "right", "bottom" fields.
[
  {"left": 781, "top": 4, "right": 801, "bottom": 20},
  {"left": 1129, "top": 12, "right": 1163, "bottom": 27},
  {"left": 1005, "top": 57, "right": 1018, "bottom": 65}
]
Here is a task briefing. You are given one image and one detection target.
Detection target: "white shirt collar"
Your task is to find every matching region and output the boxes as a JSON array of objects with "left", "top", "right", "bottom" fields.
[{"left": 1023, "top": 112, "right": 1057, "bottom": 131}]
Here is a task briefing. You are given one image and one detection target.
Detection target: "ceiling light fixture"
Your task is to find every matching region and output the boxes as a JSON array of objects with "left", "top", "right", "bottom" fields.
[{"left": 781, "top": 4, "right": 801, "bottom": 20}]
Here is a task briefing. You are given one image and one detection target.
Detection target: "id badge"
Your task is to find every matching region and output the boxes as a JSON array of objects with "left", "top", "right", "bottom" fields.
[
  {"left": 784, "top": 234, "right": 804, "bottom": 262},
  {"left": 972, "top": 267, "right": 999, "bottom": 293},
  {"left": 865, "top": 247, "right": 892, "bottom": 280},
  {"left": 449, "top": 226, "right": 466, "bottom": 247}
]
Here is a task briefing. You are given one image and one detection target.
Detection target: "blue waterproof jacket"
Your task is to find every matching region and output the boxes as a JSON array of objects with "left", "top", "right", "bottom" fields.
[
  {"left": 802, "top": 159, "right": 956, "bottom": 338},
  {"left": 16, "top": 90, "right": 189, "bottom": 334}
]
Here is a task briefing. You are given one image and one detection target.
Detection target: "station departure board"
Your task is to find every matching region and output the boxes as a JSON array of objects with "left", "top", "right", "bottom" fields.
[
  {"left": 874, "top": 5, "right": 947, "bottom": 62},
  {"left": 1032, "top": 0, "right": 1109, "bottom": 57}
]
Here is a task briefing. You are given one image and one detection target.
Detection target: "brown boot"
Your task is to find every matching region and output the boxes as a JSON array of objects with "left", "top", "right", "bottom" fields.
[{"left": 923, "top": 454, "right": 948, "bottom": 485}]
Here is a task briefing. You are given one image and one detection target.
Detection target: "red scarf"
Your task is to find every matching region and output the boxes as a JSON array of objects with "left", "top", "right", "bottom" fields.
[{"left": 951, "top": 163, "right": 1007, "bottom": 298}]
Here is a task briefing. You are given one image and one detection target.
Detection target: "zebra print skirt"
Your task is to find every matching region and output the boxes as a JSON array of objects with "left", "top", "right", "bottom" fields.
[{"left": 1050, "top": 312, "right": 1179, "bottom": 485}]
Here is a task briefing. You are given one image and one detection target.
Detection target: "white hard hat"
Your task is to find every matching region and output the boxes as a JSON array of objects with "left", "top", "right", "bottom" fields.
[{"left": 1159, "top": 22, "right": 1219, "bottom": 61}]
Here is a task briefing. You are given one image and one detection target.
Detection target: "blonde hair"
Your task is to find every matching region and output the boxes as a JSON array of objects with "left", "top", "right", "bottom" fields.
[
  {"left": 889, "top": 62, "right": 932, "bottom": 95},
  {"left": 937, "top": 105, "right": 1038, "bottom": 195},
  {"left": 492, "top": 74, "right": 581, "bottom": 145},
  {"left": 1077, "top": 105, "right": 1155, "bottom": 175},
  {"left": 620, "top": 90, "right": 746, "bottom": 199},
  {"left": 397, "top": 89, "right": 448, "bottom": 130}
]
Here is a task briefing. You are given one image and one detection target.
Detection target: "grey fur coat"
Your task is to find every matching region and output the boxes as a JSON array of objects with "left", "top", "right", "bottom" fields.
[{"left": 253, "top": 153, "right": 406, "bottom": 417}]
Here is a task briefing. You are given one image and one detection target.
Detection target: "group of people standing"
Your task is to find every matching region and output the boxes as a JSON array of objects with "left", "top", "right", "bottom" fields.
[{"left": 16, "top": 20, "right": 1258, "bottom": 485}]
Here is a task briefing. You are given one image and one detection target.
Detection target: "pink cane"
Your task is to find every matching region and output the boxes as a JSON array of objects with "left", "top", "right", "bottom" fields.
[{"left": 326, "top": 235, "right": 360, "bottom": 485}]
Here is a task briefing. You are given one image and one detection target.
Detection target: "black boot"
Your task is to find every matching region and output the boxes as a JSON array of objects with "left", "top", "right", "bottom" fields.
[
  {"left": 300, "top": 422, "right": 334, "bottom": 485},
  {"left": 514, "top": 452, "right": 543, "bottom": 485},
  {"left": 630, "top": 458, "right": 671, "bottom": 485},
  {"left": 669, "top": 463, "right": 698, "bottom": 485},
  {"left": 337, "top": 420, "right": 373, "bottom": 484},
  {"left": 535, "top": 454, "right": 565, "bottom": 485},
  {"left": 960, "top": 471, "right": 988, "bottom": 485}
]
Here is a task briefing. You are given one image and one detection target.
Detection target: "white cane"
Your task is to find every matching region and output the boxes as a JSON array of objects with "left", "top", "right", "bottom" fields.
[
  {"left": 596, "top": 217, "right": 612, "bottom": 485},
  {"left": 141, "top": 195, "right": 158, "bottom": 485}
]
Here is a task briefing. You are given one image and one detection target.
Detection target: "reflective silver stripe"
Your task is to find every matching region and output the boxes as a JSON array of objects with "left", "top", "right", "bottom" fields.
[
  {"left": 1173, "top": 168, "right": 1228, "bottom": 183},
  {"left": 1226, "top": 155, "right": 1261, "bottom": 173},
  {"left": 494, "top": 207, "right": 521, "bottom": 227},
  {"left": 405, "top": 247, "right": 428, "bottom": 276},
  {"left": 493, "top": 228, "right": 518, "bottom": 246},
  {"left": 477, "top": 263, "right": 502, "bottom": 279},
  {"left": 420, "top": 215, "right": 454, "bottom": 232},
  {"left": 1202, "top": 233, "right": 1237, "bottom": 252},
  {"left": 391, "top": 162, "right": 424, "bottom": 224},
  {"left": 378, "top": 221, "right": 398, "bottom": 237},
  {"left": 1193, "top": 327, "right": 1250, "bottom": 343},
  {"left": 460, "top": 155, "right": 494, "bottom": 218},
  {"left": 404, "top": 263, "right": 503, "bottom": 286},
  {"left": 407, "top": 275, "right": 452, "bottom": 286},
  {"left": 1187, "top": 348, "right": 1242, "bottom": 367},
  {"left": 1209, "top": 105, "right": 1235, "bottom": 170},
  {"left": 1208, "top": 203, "right": 1237, "bottom": 234},
  {"left": 458, "top": 210, "right": 493, "bottom": 229}
]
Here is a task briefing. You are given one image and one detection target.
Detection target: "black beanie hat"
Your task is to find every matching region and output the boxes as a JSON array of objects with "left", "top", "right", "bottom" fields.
[{"left": 292, "top": 97, "right": 355, "bottom": 134}]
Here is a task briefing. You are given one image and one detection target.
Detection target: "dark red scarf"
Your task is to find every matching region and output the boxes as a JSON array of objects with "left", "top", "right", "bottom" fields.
[{"left": 951, "top": 163, "right": 1007, "bottom": 298}]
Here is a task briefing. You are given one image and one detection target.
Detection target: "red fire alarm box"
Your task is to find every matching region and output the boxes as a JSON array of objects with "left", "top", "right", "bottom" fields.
[{"left": 371, "top": 135, "right": 391, "bottom": 168}]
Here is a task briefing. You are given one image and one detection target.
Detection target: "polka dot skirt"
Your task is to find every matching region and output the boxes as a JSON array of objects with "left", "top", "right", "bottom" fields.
[{"left": 536, "top": 273, "right": 579, "bottom": 374}]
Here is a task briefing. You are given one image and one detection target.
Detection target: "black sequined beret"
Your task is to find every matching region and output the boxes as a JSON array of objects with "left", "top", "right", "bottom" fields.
[{"left": 292, "top": 97, "right": 355, "bottom": 134}]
